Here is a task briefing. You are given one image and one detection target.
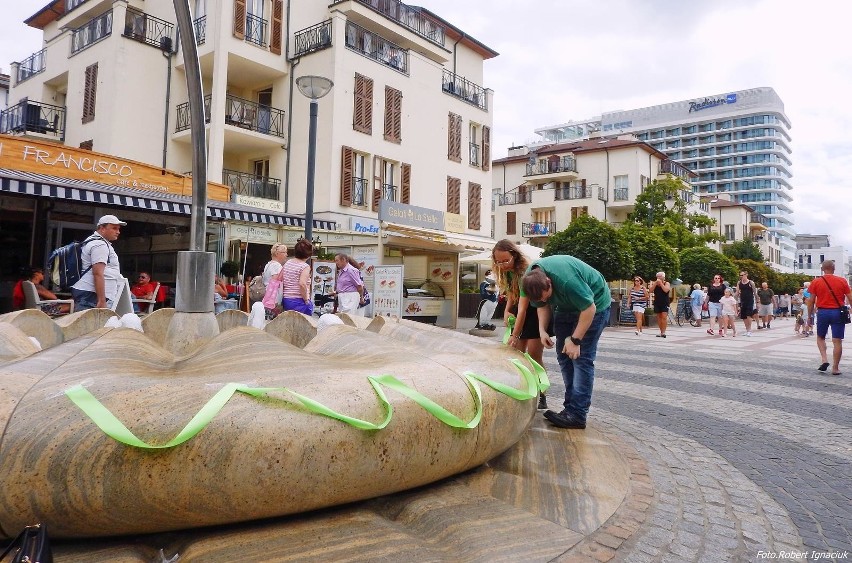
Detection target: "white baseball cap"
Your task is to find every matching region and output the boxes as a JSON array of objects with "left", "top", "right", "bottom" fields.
[{"left": 97, "top": 214, "right": 127, "bottom": 226}]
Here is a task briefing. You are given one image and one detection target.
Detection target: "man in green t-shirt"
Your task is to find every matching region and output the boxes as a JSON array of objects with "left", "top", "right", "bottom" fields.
[{"left": 521, "top": 255, "right": 610, "bottom": 430}]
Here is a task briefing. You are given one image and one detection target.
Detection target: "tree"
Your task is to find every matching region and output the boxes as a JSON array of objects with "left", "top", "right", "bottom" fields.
[
  {"left": 543, "top": 214, "right": 634, "bottom": 281},
  {"left": 627, "top": 175, "right": 720, "bottom": 249},
  {"left": 723, "top": 240, "right": 765, "bottom": 262},
  {"left": 678, "top": 247, "right": 737, "bottom": 288},
  {"left": 620, "top": 223, "right": 679, "bottom": 281}
]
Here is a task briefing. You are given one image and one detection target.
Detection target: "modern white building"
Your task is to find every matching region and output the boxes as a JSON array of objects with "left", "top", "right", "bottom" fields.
[
  {"left": 0, "top": 0, "right": 498, "bottom": 325},
  {"left": 491, "top": 137, "right": 704, "bottom": 245},
  {"left": 708, "top": 196, "right": 780, "bottom": 264},
  {"left": 534, "top": 87, "right": 795, "bottom": 268},
  {"left": 794, "top": 234, "right": 849, "bottom": 279}
]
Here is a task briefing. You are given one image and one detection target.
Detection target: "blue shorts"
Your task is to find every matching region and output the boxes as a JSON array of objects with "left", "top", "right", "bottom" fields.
[{"left": 816, "top": 308, "right": 846, "bottom": 339}]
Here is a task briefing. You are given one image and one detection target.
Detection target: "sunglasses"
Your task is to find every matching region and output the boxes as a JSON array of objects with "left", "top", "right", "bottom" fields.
[{"left": 495, "top": 258, "right": 513, "bottom": 265}]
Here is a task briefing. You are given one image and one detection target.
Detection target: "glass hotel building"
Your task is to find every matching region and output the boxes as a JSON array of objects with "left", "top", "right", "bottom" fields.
[{"left": 533, "top": 87, "right": 794, "bottom": 266}]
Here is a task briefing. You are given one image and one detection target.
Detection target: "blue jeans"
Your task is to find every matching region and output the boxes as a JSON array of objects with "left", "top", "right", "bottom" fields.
[
  {"left": 554, "top": 306, "right": 609, "bottom": 423},
  {"left": 72, "top": 288, "right": 113, "bottom": 311}
]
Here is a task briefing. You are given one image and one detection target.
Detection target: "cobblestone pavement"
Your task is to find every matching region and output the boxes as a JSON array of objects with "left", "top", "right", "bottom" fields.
[{"left": 536, "top": 319, "right": 852, "bottom": 562}]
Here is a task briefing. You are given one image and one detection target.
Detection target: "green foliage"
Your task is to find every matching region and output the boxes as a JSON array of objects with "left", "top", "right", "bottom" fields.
[
  {"left": 730, "top": 259, "right": 811, "bottom": 294},
  {"left": 723, "top": 240, "right": 765, "bottom": 262},
  {"left": 678, "top": 247, "right": 737, "bottom": 287},
  {"left": 543, "top": 214, "right": 634, "bottom": 281},
  {"left": 220, "top": 260, "right": 240, "bottom": 279},
  {"left": 620, "top": 223, "right": 679, "bottom": 281},
  {"left": 627, "top": 176, "right": 720, "bottom": 249}
]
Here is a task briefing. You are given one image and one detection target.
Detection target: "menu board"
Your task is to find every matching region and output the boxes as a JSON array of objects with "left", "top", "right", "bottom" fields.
[
  {"left": 428, "top": 261, "right": 454, "bottom": 283},
  {"left": 311, "top": 261, "right": 337, "bottom": 313},
  {"left": 372, "top": 265, "right": 404, "bottom": 318}
]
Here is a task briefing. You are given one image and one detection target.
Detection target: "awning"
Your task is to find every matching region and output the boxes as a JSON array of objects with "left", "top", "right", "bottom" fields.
[
  {"left": 459, "top": 243, "right": 542, "bottom": 264},
  {"left": 382, "top": 223, "right": 493, "bottom": 251},
  {"left": 0, "top": 169, "right": 335, "bottom": 230}
]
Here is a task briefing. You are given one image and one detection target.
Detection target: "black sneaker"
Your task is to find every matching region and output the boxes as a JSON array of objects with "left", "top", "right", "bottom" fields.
[
  {"left": 537, "top": 394, "right": 548, "bottom": 410},
  {"left": 543, "top": 410, "right": 586, "bottom": 429}
]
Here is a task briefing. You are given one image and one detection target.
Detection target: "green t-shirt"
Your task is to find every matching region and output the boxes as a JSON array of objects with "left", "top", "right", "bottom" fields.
[{"left": 526, "top": 255, "right": 610, "bottom": 313}]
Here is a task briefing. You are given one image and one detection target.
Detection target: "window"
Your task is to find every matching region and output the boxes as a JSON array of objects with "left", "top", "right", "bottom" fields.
[
  {"left": 82, "top": 63, "right": 98, "bottom": 124},
  {"left": 506, "top": 211, "right": 516, "bottom": 235},
  {"left": 724, "top": 224, "right": 735, "bottom": 241},
  {"left": 613, "top": 174, "right": 628, "bottom": 200},
  {"left": 447, "top": 176, "right": 461, "bottom": 214},
  {"left": 482, "top": 125, "right": 491, "bottom": 171},
  {"left": 353, "top": 73, "right": 373, "bottom": 134},
  {"left": 468, "top": 182, "right": 481, "bottom": 230},
  {"left": 372, "top": 156, "right": 398, "bottom": 210},
  {"left": 571, "top": 206, "right": 588, "bottom": 220},
  {"left": 383, "top": 86, "right": 402, "bottom": 143},
  {"left": 447, "top": 112, "right": 461, "bottom": 162},
  {"left": 341, "top": 146, "right": 368, "bottom": 207}
]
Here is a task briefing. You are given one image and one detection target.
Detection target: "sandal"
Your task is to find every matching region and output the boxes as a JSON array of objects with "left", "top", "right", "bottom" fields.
[
  {"left": 818, "top": 362, "right": 830, "bottom": 372},
  {"left": 706, "top": 329, "right": 714, "bottom": 335}
]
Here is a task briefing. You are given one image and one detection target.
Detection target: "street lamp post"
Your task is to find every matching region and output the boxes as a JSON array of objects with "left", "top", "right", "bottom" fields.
[{"left": 295, "top": 75, "right": 334, "bottom": 241}]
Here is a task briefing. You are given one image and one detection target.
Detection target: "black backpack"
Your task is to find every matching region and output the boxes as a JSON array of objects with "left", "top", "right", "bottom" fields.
[{"left": 47, "top": 235, "right": 106, "bottom": 291}]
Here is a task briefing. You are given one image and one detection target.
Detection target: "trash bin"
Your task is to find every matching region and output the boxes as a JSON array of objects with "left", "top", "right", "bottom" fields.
[{"left": 608, "top": 298, "right": 620, "bottom": 327}]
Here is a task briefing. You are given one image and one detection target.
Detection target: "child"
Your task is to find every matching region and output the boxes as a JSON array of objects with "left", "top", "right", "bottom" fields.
[
  {"left": 719, "top": 287, "right": 738, "bottom": 337},
  {"left": 795, "top": 310, "right": 805, "bottom": 335}
]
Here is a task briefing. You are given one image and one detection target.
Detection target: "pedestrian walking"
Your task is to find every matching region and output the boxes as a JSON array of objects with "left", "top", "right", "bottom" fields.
[
  {"left": 719, "top": 287, "right": 738, "bottom": 337},
  {"left": 736, "top": 271, "right": 757, "bottom": 336},
  {"left": 806, "top": 260, "right": 852, "bottom": 376},
  {"left": 626, "top": 276, "right": 649, "bottom": 335},
  {"left": 334, "top": 253, "right": 366, "bottom": 316},
  {"left": 690, "top": 283, "right": 704, "bottom": 327},
  {"left": 802, "top": 282, "right": 815, "bottom": 336},
  {"left": 649, "top": 272, "right": 671, "bottom": 338},
  {"left": 705, "top": 274, "right": 725, "bottom": 335},
  {"left": 757, "top": 282, "right": 775, "bottom": 329},
  {"left": 71, "top": 214, "right": 125, "bottom": 310}
]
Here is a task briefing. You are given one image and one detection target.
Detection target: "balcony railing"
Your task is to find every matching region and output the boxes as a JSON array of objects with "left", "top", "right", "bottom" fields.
[
  {"left": 245, "top": 13, "right": 268, "bottom": 47},
  {"left": 442, "top": 70, "right": 487, "bottom": 111},
  {"left": 223, "top": 169, "right": 281, "bottom": 200},
  {"left": 522, "top": 222, "right": 555, "bottom": 237},
  {"left": 194, "top": 16, "right": 206, "bottom": 45},
  {"left": 382, "top": 184, "right": 397, "bottom": 202},
  {"left": 469, "top": 143, "right": 480, "bottom": 167},
  {"left": 613, "top": 187, "right": 629, "bottom": 201},
  {"left": 554, "top": 186, "right": 591, "bottom": 200},
  {"left": 294, "top": 20, "right": 332, "bottom": 57},
  {"left": 71, "top": 10, "right": 113, "bottom": 54},
  {"left": 500, "top": 192, "right": 531, "bottom": 205},
  {"left": 659, "top": 159, "right": 692, "bottom": 180},
  {"left": 345, "top": 22, "right": 408, "bottom": 73},
  {"left": 123, "top": 8, "right": 175, "bottom": 51},
  {"left": 66, "top": 0, "right": 88, "bottom": 12},
  {"left": 750, "top": 212, "right": 770, "bottom": 227},
  {"left": 352, "top": 177, "right": 367, "bottom": 206},
  {"left": 176, "top": 94, "right": 286, "bottom": 138},
  {"left": 0, "top": 100, "right": 66, "bottom": 139},
  {"left": 525, "top": 156, "right": 577, "bottom": 176},
  {"left": 335, "top": 0, "right": 445, "bottom": 46},
  {"left": 13, "top": 49, "right": 46, "bottom": 84}
]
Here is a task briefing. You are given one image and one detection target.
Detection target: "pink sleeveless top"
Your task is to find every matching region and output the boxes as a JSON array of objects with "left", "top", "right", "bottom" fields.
[{"left": 282, "top": 259, "right": 309, "bottom": 299}]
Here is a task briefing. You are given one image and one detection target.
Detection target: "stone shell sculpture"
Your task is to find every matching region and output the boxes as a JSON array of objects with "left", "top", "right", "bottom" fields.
[{"left": 0, "top": 310, "right": 541, "bottom": 539}]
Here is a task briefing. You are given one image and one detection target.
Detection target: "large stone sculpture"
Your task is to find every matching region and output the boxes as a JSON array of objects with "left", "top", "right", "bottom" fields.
[{"left": 0, "top": 310, "right": 543, "bottom": 539}]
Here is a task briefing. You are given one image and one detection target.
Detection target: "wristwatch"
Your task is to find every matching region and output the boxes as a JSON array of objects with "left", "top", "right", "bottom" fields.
[{"left": 569, "top": 336, "right": 582, "bottom": 346}]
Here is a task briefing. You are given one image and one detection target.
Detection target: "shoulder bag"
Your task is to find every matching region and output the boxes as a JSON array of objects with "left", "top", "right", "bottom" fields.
[
  {"left": 261, "top": 271, "right": 284, "bottom": 314},
  {"left": 819, "top": 276, "right": 851, "bottom": 324}
]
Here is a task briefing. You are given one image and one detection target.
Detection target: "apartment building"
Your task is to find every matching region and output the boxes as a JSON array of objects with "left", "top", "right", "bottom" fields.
[
  {"left": 708, "top": 196, "right": 780, "bottom": 266},
  {"left": 534, "top": 88, "right": 796, "bottom": 268},
  {"left": 1, "top": 0, "right": 497, "bottom": 324},
  {"left": 794, "top": 234, "right": 849, "bottom": 279},
  {"left": 0, "top": 72, "right": 9, "bottom": 115},
  {"left": 491, "top": 137, "right": 702, "bottom": 245}
]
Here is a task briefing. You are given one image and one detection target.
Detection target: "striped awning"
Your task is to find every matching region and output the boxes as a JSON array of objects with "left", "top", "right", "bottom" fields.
[{"left": 0, "top": 169, "right": 335, "bottom": 230}]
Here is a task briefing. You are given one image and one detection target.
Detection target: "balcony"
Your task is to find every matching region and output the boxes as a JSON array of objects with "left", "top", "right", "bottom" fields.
[
  {"left": 469, "top": 143, "right": 480, "bottom": 167},
  {"left": 613, "top": 187, "right": 629, "bottom": 201},
  {"left": 750, "top": 212, "right": 770, "bottom": 228},
  {"left": 334, "top": 0, "right": 445, "bottom": 46},
  {"left": 442, "top": 70, "right": 487, "bottom": 111},
  {"left": 175, "top": 94, "right": 286, "bottom": 139},
  {"left": 500, "top": 192, "right": 531, "bottom": 206},
  {"left": 0, "top": 100, "right": 66, "bottom": 140},
  {"left": 555, "top": 186, "right": 591, "bottom": 200},
  {"left": 524, "top": 156, "right": 578, "bottom": 183},
  {"left": 382, "top": 184, "right": 397, "bottom": 202},
  {"left": 294, "top": 20, "right": 333, "bottom": 58},
  {"left": 123, "top": 8, "right": 175, "bottom": 51},
  {"left": 522, "top": 222, "right": 555, "bottom": 237},
  {"left": 658, "top": 159, "right": 693, "bottom": 181},
  {"left": 13, "top": 49, "right": 46, "bottom": 85},
  {"left": 71, "top": 10, "right": 113, "bottom": 55},
  {"left": 245, "top": 13, "right": 268, "bottom": 47},
  {"left": 345, "top": 21, "right": 408, "bottom": 73},
  {"left": 194, "top": 16, "right": 206, "bottom": 45},
  {"left": 352, "top": 177, "right": 367, "bottom": 206},
  {"left": 223, "top": 169, "right": 281, "bottom": 200}
]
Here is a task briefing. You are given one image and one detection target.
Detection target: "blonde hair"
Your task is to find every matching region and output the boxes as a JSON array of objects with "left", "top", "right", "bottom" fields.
[
  {"left": 270, "top": 243, "right": 288, "bottom": 258},
  {"left": 491, "top": 239, "right": 529, "bottom": 300}
]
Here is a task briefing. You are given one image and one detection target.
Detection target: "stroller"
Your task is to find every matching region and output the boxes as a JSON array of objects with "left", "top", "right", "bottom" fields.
[{"left": 474, "top": 275, "right": 498, "bottom": 331}]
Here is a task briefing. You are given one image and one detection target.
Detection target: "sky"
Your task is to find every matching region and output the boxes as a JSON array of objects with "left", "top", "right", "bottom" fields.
[{"left": 1, "top": 0, "right": 849, "bottom": 248}]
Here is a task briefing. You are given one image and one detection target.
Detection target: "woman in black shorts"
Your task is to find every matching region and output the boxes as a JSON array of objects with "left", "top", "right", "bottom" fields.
[{"left": 492, "top": 239, "right": 552, "bottom": 409}]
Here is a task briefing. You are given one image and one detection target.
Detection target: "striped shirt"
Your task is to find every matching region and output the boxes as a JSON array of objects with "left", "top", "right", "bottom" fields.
[
  {"left": 282, "top": 259, "right": 309, "bottom": 299},
  {"left": 629, "top": 288, "right": 647, "bottom": 307}
]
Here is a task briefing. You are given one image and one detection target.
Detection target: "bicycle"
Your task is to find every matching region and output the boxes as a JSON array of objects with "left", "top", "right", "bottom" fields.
[{"left": 675, "top": 298, "right": 700, "bottom": 327}]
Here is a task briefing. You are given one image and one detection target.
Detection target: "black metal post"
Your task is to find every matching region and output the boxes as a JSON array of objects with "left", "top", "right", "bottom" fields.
[{"left": 305, "top": 98, "right": 318, "bottom": 241}]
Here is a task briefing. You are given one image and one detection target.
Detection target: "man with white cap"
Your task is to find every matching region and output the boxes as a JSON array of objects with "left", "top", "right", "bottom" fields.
[{"left": 71, "top": 214, "right": 126, "bottom": 310}]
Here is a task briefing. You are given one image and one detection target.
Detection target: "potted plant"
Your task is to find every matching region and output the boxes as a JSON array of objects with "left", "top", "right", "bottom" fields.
[{"left": 220, "top": 260, "right": 240, "bottom": 281}]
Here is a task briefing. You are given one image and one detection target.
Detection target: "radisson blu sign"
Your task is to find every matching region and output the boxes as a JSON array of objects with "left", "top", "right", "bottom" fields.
[{"left": 688, "top": 93, "right": 737, "bottom": 113}]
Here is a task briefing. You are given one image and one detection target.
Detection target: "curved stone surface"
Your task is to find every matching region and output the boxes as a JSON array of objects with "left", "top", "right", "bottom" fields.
[
  {"left": 0, "top": 322, "right": 41, "bottom": 363},
  {"left": 54, "top": 309, "right": 118, "bottom": 343},
  {"left": 0, "top": 319, "right": 536, "bottom": 538},
  {"left": 263, "top": 310, "right": 317, "bottom": 348},
  {"left": 0, "top": 309, "right": 64, "bottom": 351},
  {"left": 215, "top": 309, "right": 248, "bottom": 332}
]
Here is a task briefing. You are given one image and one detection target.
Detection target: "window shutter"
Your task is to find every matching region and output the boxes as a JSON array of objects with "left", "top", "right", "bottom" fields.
[
  {"left": 401, "top": 162, "right": 411, "bottom": 204},
  {"left": 269, "top": 0, "right": 283, "bottom": 55},
  {"left": 340, "top": 146, "right": 354, "bottom": 207},
  {"left": 372, "top": 155, "right": 382, "bottom": 211},
  {"left": 447, "top": 176, "right": 460, "bottom": 214},
  {"left": 82, "top": 63, "right": 98, "bottom": 124},
  {"left": 233, "top": 0, "right": 246, "bottom": 40},
  {"left": 383, "top": 86, "right": 402, "bottom": 143},
  {"left": 507, "top": 212, "right": 516, "bottom": 235},
  {"left": 482, "top": 125, "right": 491, "bottom": 171},
  {"left": 354, "top": 74, "right": 373, "bottom": 134},
  {"left": 448, "top": 113, "right": 461, "bottom": 162},
  {"left": 468, "top": 182, "right": 481, "bottom": 230}
]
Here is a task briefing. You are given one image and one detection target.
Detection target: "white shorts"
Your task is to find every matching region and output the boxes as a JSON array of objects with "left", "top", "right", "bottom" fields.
[{"left": 632, "top": 304, "right": 646, "bottom": 313}]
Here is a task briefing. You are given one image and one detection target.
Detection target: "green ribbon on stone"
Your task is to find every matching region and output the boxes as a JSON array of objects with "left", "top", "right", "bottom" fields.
[{"left": 65, "top": 353, "right": 549, "bottom": 450}]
